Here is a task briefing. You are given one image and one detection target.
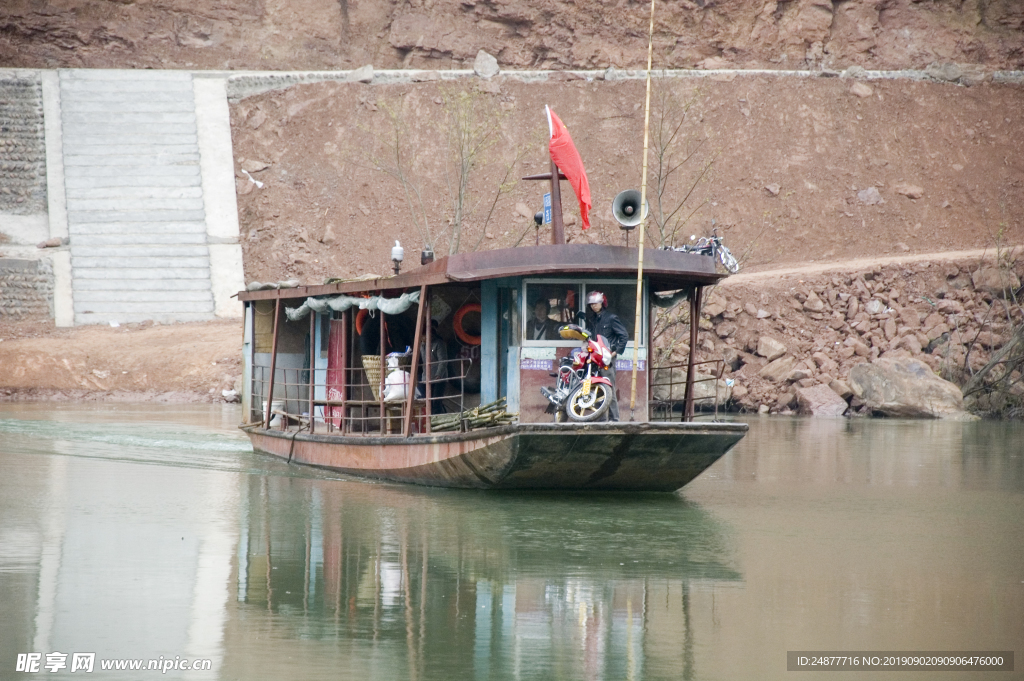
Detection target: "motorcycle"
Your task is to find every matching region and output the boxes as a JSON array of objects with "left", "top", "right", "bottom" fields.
[
  {"left": 540, "top": 324, "right": 615, "bottom": 422},
  {"left": 665, "top": 227, "right": 739, "bottom": 274}
]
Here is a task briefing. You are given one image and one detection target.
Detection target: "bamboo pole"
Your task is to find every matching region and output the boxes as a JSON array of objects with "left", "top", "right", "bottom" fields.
[
  {"left": 629, "top": 0, "right": 658, "bottom": 420},
  {"left": 404, "top": 286, "right": 427, "bottom": 436}
]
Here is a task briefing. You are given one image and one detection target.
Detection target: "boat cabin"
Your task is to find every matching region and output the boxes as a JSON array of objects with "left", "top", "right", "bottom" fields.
[{"left": 237, "top": 243, "right": 726, "bottom": 437}]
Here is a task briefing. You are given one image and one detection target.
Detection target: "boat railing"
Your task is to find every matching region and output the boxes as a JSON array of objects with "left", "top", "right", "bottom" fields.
[
  {"left": 250, "top": 356, "right": 471, "bottom": 436},
  {"left": 649, "top": 358, "right": 726, "bottom": 422}
]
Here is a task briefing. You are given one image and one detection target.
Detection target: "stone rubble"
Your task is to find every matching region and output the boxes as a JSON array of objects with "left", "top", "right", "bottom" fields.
[{"left": 664, "top": 257, "right": 1024, "bottom": 417}]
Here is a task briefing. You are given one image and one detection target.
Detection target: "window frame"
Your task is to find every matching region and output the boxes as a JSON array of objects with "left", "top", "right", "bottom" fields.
[{"left": 520, "top": 277, "right": 647, "bottom": 349}]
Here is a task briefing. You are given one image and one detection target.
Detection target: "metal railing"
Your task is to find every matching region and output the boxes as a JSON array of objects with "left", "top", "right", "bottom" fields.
[
  {"left": 649, "top": 358, "right": 726, "bottom": 422},
  {"left": 250, "top": 356, "right": 470, "bottom": 436}
]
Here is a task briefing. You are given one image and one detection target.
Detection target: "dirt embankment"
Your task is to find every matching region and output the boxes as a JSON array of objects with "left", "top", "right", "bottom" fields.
[
  {"left": 232, "top": 75, "right": 1024, "bottom": 284},
  {"left": 1, "top": 0, "right": 1022, "bottom": 72},
  {"left": 4, "top": 73, "right": 1023, "bottom": 404},
  {"left": 0, "top": 320, "right": 242, "bottom": 402}
]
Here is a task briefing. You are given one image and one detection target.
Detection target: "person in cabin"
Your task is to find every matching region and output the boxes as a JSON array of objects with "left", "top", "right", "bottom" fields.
[
  {"left": 525, "top": 298, "right": 560, "bottom": 341},
  {"left": 585, "top": 290, "right": 629, "bottom": 421}
]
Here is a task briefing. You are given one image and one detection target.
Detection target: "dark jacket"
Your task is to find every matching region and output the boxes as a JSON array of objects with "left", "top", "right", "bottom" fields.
[{"left": 587, "top": 309, "right": 629, "bottom": 356}]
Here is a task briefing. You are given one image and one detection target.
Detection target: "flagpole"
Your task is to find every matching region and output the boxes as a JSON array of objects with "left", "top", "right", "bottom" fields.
[{"left": 629, "top": 0, "right": 657, "bottom": 420}]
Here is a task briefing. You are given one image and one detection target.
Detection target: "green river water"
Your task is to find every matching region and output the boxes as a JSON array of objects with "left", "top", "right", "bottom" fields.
[{"left": 0, "top": 404, "right": 1021, "bottom": 680}]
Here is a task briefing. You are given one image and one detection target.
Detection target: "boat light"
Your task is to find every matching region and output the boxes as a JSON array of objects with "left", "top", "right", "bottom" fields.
[{"left": 391, "top": 240, "right": 404, "bottom": 275}]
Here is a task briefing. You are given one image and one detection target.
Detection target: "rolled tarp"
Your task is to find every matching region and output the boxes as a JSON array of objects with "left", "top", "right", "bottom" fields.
[{"left": 285, "top": 289, "right": 420, "bottom": 321}]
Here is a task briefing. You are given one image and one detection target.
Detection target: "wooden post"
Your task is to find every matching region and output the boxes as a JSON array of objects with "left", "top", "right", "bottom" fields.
[
  {"left": 308, "top": 311, "right": 316, "bottom": 434},
  {"left": 647, "top": 294, "right": 654, "bottom": 409},
  {"left": 682, "top": 285, "right": 702, "bottom": 422},
  {"left": 549, "top": 157, "right": 564, "bottom": 245},
  {"left": 403, "top": 286, "right": 427, "bottom": 436},
  {"left": 341, "top": 308, "right": 348, "bottom": 434},
  {"left": 424, "top": 289, "right": 433, "bottom": 433},
  {"left": 265, "top": 298, "right": 281, "bottom": 430},
  {"left": 248, "top": 302, "right": 257, "bottom": 423},
  {"left": 378, "top": 298, "right": 386, "bottom": 435}
]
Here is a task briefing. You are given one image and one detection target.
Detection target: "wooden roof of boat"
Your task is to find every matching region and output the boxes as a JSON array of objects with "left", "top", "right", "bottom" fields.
[{"left": 237, "top": 244, "right": 726, "bottom": 302}]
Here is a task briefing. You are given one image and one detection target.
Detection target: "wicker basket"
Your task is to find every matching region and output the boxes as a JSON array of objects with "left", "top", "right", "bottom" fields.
[{"left": 361, "top": 355, "right": 383, "bottom": 401}]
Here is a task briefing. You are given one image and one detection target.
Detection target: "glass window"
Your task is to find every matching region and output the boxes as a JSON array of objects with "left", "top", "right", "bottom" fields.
[
  {"left": 523, "top": 283, "right": 582, "bottom": 343},
  {"left": 522, "top": 280, "right": 645, "bottom": 345},
  {"left": 582, "top": 283, "right": 640, "bottom": 342}
]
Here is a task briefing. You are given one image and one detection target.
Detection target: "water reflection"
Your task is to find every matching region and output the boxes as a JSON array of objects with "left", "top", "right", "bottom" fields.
[
  {"left": 0, "top": 406, "right": 247, "bottom": 681},
  {"left": 1, "top": 406, "right": 1021, "bottom": 681},
  {"left": 712, "top": 416, "right": 1024, "bottom": 490},
  {"left": 229, "top": 480, "right": 739, "bottom": 681}
]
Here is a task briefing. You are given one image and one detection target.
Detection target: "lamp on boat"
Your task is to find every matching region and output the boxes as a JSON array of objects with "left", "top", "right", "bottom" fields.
[
  {"left": 421, "top": 245, "right": 434, "bottom": 266},
  {"left": 391, "top": 240, "right": 404, "bottom": 275}
]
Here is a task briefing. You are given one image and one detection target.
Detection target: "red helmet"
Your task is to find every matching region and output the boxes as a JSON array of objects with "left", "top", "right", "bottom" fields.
[{"left": 586, "top": 290, "right": 607, "bottom": 308}]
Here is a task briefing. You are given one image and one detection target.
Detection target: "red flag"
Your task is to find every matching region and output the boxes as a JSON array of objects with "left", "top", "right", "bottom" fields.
[{"left": 547, "top": 106, "right": 592, "bottom": 230}]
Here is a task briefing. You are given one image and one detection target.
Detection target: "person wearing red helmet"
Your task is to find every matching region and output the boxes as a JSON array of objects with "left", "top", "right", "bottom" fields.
[{"left": 585, "top": 290, "right": 629, "bottom": 421}]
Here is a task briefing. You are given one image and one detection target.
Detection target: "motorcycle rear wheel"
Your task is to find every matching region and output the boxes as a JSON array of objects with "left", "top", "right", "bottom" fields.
[
  {"left": 566, "top": 383, "right": 612, "bottom": 422},
  {"left": 718, "top": 247, "right": 739, "bottom": 273}
]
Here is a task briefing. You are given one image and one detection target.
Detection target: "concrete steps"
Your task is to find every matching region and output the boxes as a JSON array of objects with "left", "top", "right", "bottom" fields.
[{"left": 60, "top": 70, "right": 217, "bottom": 325}]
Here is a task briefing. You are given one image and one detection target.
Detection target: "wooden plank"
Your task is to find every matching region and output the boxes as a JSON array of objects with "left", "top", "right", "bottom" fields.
[
  {"left": 403, "top": 285, "right": 427, "bottom": 436},
  {"left": 683, "top": 285, "right": 703, "bottom": 422},
  {"left": 308, "top": 311, "right": 315, "bottom": 434},
  {"left": 264, "top": 299, "right": 281, "bottom": 429}
]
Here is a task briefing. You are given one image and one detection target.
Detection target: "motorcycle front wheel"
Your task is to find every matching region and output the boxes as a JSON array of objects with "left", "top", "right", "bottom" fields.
[{"left": 565, "top": 383, "right": 612, "bottom": 422}]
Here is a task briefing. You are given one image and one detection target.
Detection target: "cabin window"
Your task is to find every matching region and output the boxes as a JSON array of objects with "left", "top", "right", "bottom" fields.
[
  {"left": 521, "top": 279, "right": 645, "bottom": 346},
  {"left": 522, "top": 283, "right": 581, "bottom": 342}
]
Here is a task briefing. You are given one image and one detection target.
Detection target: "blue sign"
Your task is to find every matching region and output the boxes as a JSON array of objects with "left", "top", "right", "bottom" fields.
[{"left": 543, "top": 193, "right": 552, "bottom": 224}]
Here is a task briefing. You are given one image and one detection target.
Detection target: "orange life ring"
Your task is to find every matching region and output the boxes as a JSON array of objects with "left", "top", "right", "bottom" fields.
[
  {"left": 355, "top": 308, "right": 369, "bottom": 335},
  {"left": 453, "top": 303, "right": 482, "bottom": 346}
]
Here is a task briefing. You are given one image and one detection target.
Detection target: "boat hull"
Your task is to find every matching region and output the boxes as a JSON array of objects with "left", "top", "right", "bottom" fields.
[{"left": 243, "top": 421, "right": 747, "bottom": 492}]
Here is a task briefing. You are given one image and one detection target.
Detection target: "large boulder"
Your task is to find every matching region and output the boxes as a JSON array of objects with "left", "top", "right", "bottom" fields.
[
  {"left": 971, "top": 267, "right": 1021, "bottom": 298},
  {"left": 759, "top": 355, "right": 796, "bottom": 382},
  {"left": 756, "top": 336, "right": 787, "bottom": 361},
  {"left": 796, "top": 384, "right": 849, "bottom": 417},
  {"left": 473, "top": 50, "right": 500, "bottom": 78},
  {"left": 848, "top": 358, "right": 969, "bottom": 419}
]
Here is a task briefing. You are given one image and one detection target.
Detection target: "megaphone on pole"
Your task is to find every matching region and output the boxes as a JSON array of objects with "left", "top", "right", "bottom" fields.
[{"left": 611, "top": 190, "right": 648, "bottom": 230}]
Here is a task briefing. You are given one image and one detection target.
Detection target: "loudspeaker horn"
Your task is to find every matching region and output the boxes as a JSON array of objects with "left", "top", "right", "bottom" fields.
[{"left": 612, "top": 190, "right": 648, "bottom": 229}]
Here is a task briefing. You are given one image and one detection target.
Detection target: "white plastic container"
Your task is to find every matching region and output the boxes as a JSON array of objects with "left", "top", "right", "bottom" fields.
[{"left": 262, "top": 400, "right": 285, "bottom": 428}]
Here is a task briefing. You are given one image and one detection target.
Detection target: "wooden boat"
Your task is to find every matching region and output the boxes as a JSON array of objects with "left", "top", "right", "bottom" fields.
[{"left": 237, "top": 242, "right": 747, "bottom": 491}]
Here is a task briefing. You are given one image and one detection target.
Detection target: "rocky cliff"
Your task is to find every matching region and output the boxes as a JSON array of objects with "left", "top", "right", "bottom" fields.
[{"left": 2, "top": 0, "right": 1022, "bottom": 71}]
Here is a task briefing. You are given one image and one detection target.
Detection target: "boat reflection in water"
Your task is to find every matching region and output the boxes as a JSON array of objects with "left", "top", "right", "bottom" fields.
[{"left": 228, "top": 477, "right": 740, "bottom": 681}]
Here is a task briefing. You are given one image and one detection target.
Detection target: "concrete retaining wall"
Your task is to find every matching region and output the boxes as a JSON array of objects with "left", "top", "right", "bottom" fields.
[
  {"left": 0, "top": 257, "right": 53, "bottom": 319},
  {"left": 0, "top": 74, "right": 46, "bottom": 216}
]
